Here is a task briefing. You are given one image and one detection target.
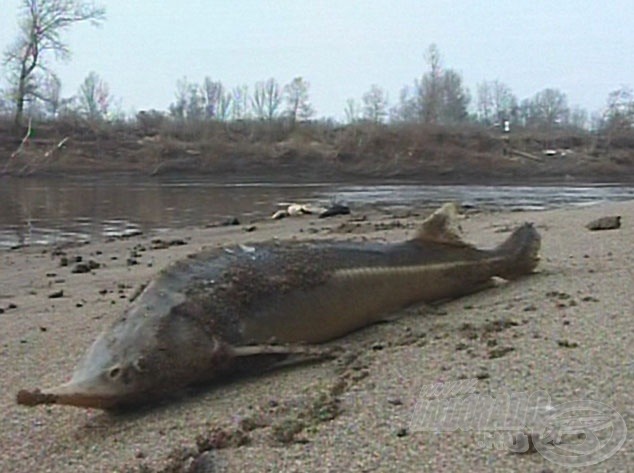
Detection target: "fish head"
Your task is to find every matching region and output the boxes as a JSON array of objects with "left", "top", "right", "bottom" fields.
[{"left": 17, "top": 306, "right": 223, "bottom": 409}]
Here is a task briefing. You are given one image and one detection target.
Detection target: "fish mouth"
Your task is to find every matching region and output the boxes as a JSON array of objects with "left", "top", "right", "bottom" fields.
[{"left": 16, "top": 382, "right": 122, "bottom": 409}]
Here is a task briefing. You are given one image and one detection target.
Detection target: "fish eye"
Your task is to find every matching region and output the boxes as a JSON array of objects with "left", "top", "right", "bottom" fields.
[{"left": 108, "top": 366, "right": 122, "bottom": 379}]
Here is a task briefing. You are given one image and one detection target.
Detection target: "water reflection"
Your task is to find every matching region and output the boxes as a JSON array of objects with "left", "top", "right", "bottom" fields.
[{"left": 1, "top": 175, "right": 633, "bottom": 248}]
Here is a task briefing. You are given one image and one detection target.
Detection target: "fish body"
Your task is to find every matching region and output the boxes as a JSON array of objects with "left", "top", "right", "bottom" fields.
[{"left": 17, "top": 204, "right": 540, "bottom": 409}]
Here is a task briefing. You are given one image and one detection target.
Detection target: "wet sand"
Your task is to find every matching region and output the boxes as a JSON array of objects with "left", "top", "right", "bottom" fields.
[{"left": 0, "top": 202, "right": 632, "bottom": 472}]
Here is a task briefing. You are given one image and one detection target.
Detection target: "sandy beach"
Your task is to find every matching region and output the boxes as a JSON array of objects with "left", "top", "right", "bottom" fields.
[{"left": 0, "top": 201, "right": 632, "bottom": 472}]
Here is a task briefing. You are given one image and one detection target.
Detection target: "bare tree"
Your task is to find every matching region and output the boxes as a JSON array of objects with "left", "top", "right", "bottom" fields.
[
  {"left": 168, "top": 77, "right": 188, "bottom": 120},
  {"left": 390, "top": 85, "right": 418, "bottom": 122},
  {"left": 567, "top": 105, "right": 589, "bottom": 130},
  {"left": 604, "top": 86, "right": 634, "bottom": 131},
  {"left": 217, "top": 90, "right": 232, "bottom": 122},
  {"left": 201, "top": 77, "right": 224, "bottom": 120},
  {"left": 284, "top": 77, "right": 314, "bottom": 127},
  {"left": 529, "top": 88, "right": 569, "bottom": 130},
  {"left": 362, "top": 84, "right": 388, "bottom": 123},
  {"left": 168, "top": 77, "right": 206, "bottom": 122},
  {"left": 477, "top": 80, "right": 516, "bottom": 126},
  {"left": 185, "top": 82, "right": 205, "bottom": 121},
  {"left": 602, "top": 86, "right": 634, "bottom": 150},
  {"left": 476, "top": 82, "right": 494, "bottom": 125},
  {"left": 40, "top": 73, "right": 62, "bottom": 118},
  {"left": 76, "top": 71, "right": 111, "bottom": 120},
  {"left": 3, "top": 0, "right": 105, "bottom": 126},
  {"left": 440, "top": 70, "right": 470, "bottom": 124},
  {"left": 251, "top": 78, "right": 281, "bottom": 121},
  {"left": 404, "top": 44, "right": 470, "bottom": 125},
  {"left": 344, "top": 98, "right": 361, "bottom": 124},
  {"left": 231, "top": 85, "right": 249, "bottom": 120},
  {"left": 418, "top": 43, "right": 443, "bottom": 124}
]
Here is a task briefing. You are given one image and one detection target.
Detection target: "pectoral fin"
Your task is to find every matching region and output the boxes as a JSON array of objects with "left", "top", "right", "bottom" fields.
[{"left": 230, "top": 344, "right": 340, "bottom": 369}]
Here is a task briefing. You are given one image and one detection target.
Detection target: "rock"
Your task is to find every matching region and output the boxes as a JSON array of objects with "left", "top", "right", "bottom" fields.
[
  {"left": 72, "top": 260, "right": 100, "bottom": 273},
  {"left": 48, "top": 290, "right": 64, "bottom": 299},
  {"left": 586, "top": 215, "right": 621, "bottom": 231},
  {"left": 151, "top": 238, "right": 187, "bottom": 250},
  {"left": 222, "top": 217, "right": 240, "bottom": 226},
  {"left": 557, "top": 339, "right": 579, "bottom": 348},
  {"left": 488, "top": 346, "right": 514, "bottom": 359}
]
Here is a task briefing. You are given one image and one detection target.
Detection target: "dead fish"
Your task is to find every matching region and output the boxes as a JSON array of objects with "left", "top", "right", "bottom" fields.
[{"left": 16, "top": 204, "right": 540, "bottom": 409}]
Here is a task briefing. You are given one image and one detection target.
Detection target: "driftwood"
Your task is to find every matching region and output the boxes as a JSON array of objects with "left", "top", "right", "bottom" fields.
[
  {"left": 1, "top": 119, "right": 32, "bottom": 174},
  {"left": 18, "top": 136, "right": 69, "bottom": 176},
  {"left": 509, "top": 148, "right": 544, "bottom": 162}
]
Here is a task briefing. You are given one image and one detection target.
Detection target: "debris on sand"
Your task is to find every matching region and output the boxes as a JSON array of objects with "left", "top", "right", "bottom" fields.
[{"left": 319, "top": 203, "right": 350, "bottom": 218}]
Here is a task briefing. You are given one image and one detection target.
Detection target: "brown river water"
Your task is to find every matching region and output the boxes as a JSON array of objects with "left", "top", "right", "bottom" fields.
[{"left": 1, "top": 175, "right": 633, "bottom": 249}]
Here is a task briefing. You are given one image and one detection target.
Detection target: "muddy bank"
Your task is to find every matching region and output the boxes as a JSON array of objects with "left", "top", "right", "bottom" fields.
[{"left": 2, "top": 120, "right": 634, "bottom": 183}]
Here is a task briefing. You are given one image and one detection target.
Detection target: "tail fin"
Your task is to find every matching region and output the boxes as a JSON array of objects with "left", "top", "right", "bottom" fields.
[{"left": 494, "top": 223, "right": 541, "bottom": 279}]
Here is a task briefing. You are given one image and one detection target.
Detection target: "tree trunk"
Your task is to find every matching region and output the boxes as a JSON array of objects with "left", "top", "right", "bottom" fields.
[{"left": 14, "top": 63, "right": 28, "bottom": 129}]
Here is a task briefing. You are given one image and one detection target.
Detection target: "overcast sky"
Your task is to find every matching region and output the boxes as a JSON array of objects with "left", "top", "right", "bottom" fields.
[{"left": 1, "top": 0, "right": 633, "bottom": 120}]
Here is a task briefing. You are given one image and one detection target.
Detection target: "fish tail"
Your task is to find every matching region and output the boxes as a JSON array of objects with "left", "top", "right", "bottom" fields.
[{"left": 494, "top": 223, "right": 541, "bottom": 279}]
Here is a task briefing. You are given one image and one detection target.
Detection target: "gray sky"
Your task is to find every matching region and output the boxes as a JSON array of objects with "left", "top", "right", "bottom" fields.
[{"left": 1, "top": 0, "right": 633, "bottom": 120}]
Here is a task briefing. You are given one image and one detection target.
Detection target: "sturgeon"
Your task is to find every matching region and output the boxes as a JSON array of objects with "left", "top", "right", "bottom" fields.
[{"left": 17, "top": 204, "right": 540, "bottom": 409}]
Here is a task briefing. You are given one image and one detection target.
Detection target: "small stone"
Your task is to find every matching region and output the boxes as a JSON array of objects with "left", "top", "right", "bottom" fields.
[
  {"left": 223, "top": 217, "right": 240, "bottom": 226},
  {"left": 71, "top": 263, "right": 90, "bottom": 274},
  {"left": 488, "top": 346, "right": 514, "bottom": 359},
  {"left": 476, "top": 371, "right": 490, "bottom": 379},
  {"left": 396, "top": 427, "right": 409, "bottom": 437},
  {"left": 586, "top": 216, "right": 621, "bottom": 231},
  {"left": 508, "top": 431, "right": 539, "bottom": 453},
  {"left": 188, "top": 451, "right": 216, "bottom": 473},
  {"left": 48, "top": 290, "right": 64, "bottom": 299},
  {"left": 557, "top": 339, "right": 579, "bottom": 348}
]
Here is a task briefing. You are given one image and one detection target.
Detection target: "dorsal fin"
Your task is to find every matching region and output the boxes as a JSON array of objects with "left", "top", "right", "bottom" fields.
[{"left": 412, "top": 203, "right": 472, "bottom": 247}]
